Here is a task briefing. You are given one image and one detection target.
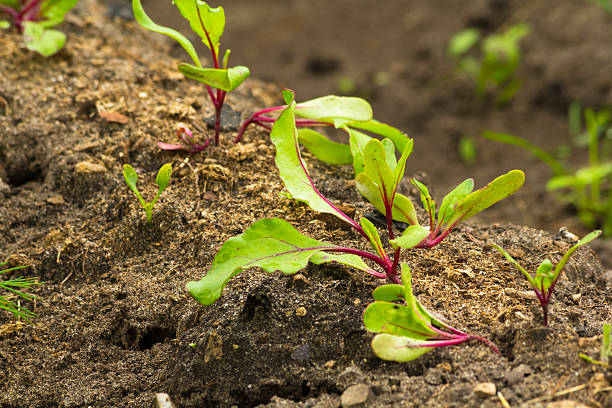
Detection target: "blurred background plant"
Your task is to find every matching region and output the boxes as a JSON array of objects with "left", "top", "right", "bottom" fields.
[
  {"left": 448, "top": 23, "right": 530, "bottom": 104},
  {"left": 484, "top": 103, "right": 612, "bottom": 236}
]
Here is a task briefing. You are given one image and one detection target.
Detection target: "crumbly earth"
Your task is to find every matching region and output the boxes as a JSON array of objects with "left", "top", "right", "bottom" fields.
[{"left": 0, "top": 1, "right": 611, "bottom": 407}]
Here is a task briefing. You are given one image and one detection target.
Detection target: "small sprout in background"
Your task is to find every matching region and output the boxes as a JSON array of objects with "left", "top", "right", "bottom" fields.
[
  {"left": 0, "top": 0, "right": 79, "bottom": 56},
  {"left": 132, "top": 0, "right": 249, "bottom": 147},
  {"left": 337, "top": 77, "right": 356, "bottom": 94},
  {"left": 491, "top": 230, "right": 601, "bottom": 326},
  {"left": 1, "top": 263, "right": 42, "bottom": 322},
  {"left": 458, "top": 135, "right": 478, "bottom": 164},
  {"left": 579, "top": 322, "right": 611, "bottom": 368},
  {"left": 189, "top": 342, "right": 197, "bottom": 348},
  {"left": 484, "top": 105, "right": 612, "bottom": 236},
  {"left": 123, "top": 163, "right": 172, "bottom": 224},
  {"left": 363, "top": 264, "right": 498, "bottom": 362},
  {"left": 448, "top": 23, "right": 530, "bottom": 104}
]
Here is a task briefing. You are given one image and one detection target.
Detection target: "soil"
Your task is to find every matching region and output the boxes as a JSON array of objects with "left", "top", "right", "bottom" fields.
[{"left": 0, "top": 1, "right": 611, "bottom": 407}]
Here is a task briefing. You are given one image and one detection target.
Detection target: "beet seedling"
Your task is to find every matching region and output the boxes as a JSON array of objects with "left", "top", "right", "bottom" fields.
[
  {"left": 234, "top": 94, "right": 410, "bottom": 173},
  {"left": 123, "top": 163, "right": 172, "bottom": 224},
  {"left": 363, "top": 264, "right": 498, "bottom": 362},
  {"left": 187, "top": 90, "right": 431, "bottom": 305},
  {"left": 0, "top": 0, "right": 79, "bottom": 56},
  {"left": 491, "top": 230, "right": 601, "bottom": 326},
  {"left": 1, "top": 262, "right": 42, "bottom": 322},
  {"left": 132, "top": 0, "right": 249, "bottom": 146}
]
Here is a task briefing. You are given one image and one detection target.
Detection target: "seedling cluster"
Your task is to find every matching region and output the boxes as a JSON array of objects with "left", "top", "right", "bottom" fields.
[
  {"left": 0, "top": 0, "right": 79, "bottom": 56},
  {"left": 186, "top": 89, "right": 526, "bottom": 361}
]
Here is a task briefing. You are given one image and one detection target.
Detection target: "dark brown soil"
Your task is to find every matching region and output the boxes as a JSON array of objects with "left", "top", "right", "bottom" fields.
[{"left": 0, "top": 1, "right": 611, "bottom": 407}]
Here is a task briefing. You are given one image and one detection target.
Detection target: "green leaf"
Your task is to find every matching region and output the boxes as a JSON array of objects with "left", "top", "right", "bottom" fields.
[
  {"left": 448, "top": 28, "right": 480, "bottom": 57},
  {"left": 270, "top": 92, "right": 359, "bottom": 228},
  {"left": 411, "top": 178, "right": 436, "bottom": 220},
  {"left": 347, "top": 127, "right": 372, "bottom": 175},
  {"left": 39, "top": 0, "right": 79, "bottom": 28},
  {"left": 0, "top": 21, "right": 11, "bottom": 29},
  {"left": 372, "top": 284, "right": 405, "bottom": 302},
  {"left": 602, "top": 323, "right": 611, "bottom": 364},
  {"left": 360, "top": 217, "right": 387, "bottom": 260},
  {"left": 547, "top": 163, "right": 612, "bottom": 191},
  {"left": 173, "top": 0, "right": 224, "bottom": 54},
  {"left": 363, "top": 138, "right": 395, "bottom": 202},
  {"left": 371, "top": 333, "right": 434, "bottom": 362},
  {"left": 389, "top": 225, "right": 429, "bottom": 250},
  {"left": 186, "top": 218, "right": 338, "bottom": 305},
  {"left": 381, "top": 138, "right": 397, "bottom": 173},
  {"left": 391, "top": 193, "right": 419, "bottom": 225},
  {"left": 177, "top": 64, "right": 249, "bottom": 91},
  {"left": 298, "top": 129, "right": 352, "bottom": 165},
  {"left": 295, "top": 95, "right": 372, "bottom": 122},
  {"left": 155, "top": 163, "right": 172, "bottom": 192},
  {"left": 437, "top": 178, "right": 474, "bottom": 227},
  {"left": 363, "top": 301, "right": 435, "bottom": 339},
  {"left": 533, "top": 259, "right": 553, "bottom": 292},
  {"left": 132, "top": 0, "right": 200, "bottom": 66},
  {"left": 483, "top": 131, "right": 565, "bottom": 176},
  {"left": 449, "top": 170, "right": 525, "bottom": 225},
  {"left": 23, "top": 23, "right": 65, "bottom": 56},
  {"left": 123, "top": 164, "right": 139, "bottom": 192},
  {"left": 393, "top": 139, "right": 414, "bottom": 188},
  {"left": 348, "top": 119, "right": 410, "bottom": 153}
]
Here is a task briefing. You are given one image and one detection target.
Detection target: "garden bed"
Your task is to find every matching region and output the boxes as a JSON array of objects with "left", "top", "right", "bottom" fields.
[{"left": 0, "top": 0, "right": 611, "bottom": 407}]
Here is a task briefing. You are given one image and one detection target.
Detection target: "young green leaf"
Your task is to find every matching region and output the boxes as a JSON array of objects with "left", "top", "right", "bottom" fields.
[
  {"left": 449, "top": 170, "right": 525, "bottom": 224},
  {"left": 186, "top": 218, "right": 345, "bottom": 306},
  {"left": 0, "top": 21, "right": 10, "bottom": 29},
  {"left": 173, "top": 0, "right": 224, "bottom": 54},
  {"left": 122, "top": 164, "right": 145, "bottom": 207},
  {"left": 533, "top": 259, "right": 553, "bottom": 293},
  {"left": 411, "top": 178, "right": 436, "bottom": 220},
  {"left": 448, "top": 28, "right": 480, "bottom": 57},
  {"left": 371, "top": 334, "right": 435, "bottom": 362},
  {"left": 296, "top": 95, "right": 372, "bottom": 122},
  {"left": 347, "top": 127, "right": 372, "bottom": 175},
  {"left": 38, "top": 0, "right": 80, "bottom": 28},
  {"left": 155, "top": 163, "right": 173, "bottom": 192},
  {"left": 348, "top": 119, "right": 410, "bottom": 153},
  {"left": 363, "top": 138, "right": 396, "bottom": 201},
  {"left": 177, "top": 64, "right": 250, "bottom": 92},
  {"left": 298, "top": 129, "right": 353, "bottom": 165},
  {"left": 132, "top": 0, "right": 200, "bottom": 66},
  {"left": 360, "top": 217, "right": 388, "bottom": 261},
  {"left": 372, "top": 284, "right": 405, "bottom": 302},
  {"left": 310, "top": 252, "right": 383, "bottom": 278},
  {"left": 389, "top": 225, "right": 430, "bottom": 250},
  {"left": 23, "top": 23, "right": 65, "bottom": 57},
  {"left": 437, "top": 178, "right": 474, "bottom": 227}
]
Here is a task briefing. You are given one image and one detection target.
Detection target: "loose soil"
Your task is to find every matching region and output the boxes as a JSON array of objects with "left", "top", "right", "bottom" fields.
[{"left": 0, "top": 1, "right": 611, "bottom": 407}]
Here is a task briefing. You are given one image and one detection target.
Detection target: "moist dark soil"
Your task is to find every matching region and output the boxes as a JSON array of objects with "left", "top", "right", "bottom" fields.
[{"left": 0, "top": 1, "right": 611, "bottom": 407}]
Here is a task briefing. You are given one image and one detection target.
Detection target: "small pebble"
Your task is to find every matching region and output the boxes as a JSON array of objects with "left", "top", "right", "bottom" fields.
[
  {"left": 505, "top": 364, "right": 533, "bottom": 385},
  {"left": 295, "top": 307, "right": 307, "bottom": 316},
  {"left": 473, "top": 382, "right": 496, "bottom": 397},
  {"left": 341, "top": 384, "right": 374, "bottom": 408}
]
